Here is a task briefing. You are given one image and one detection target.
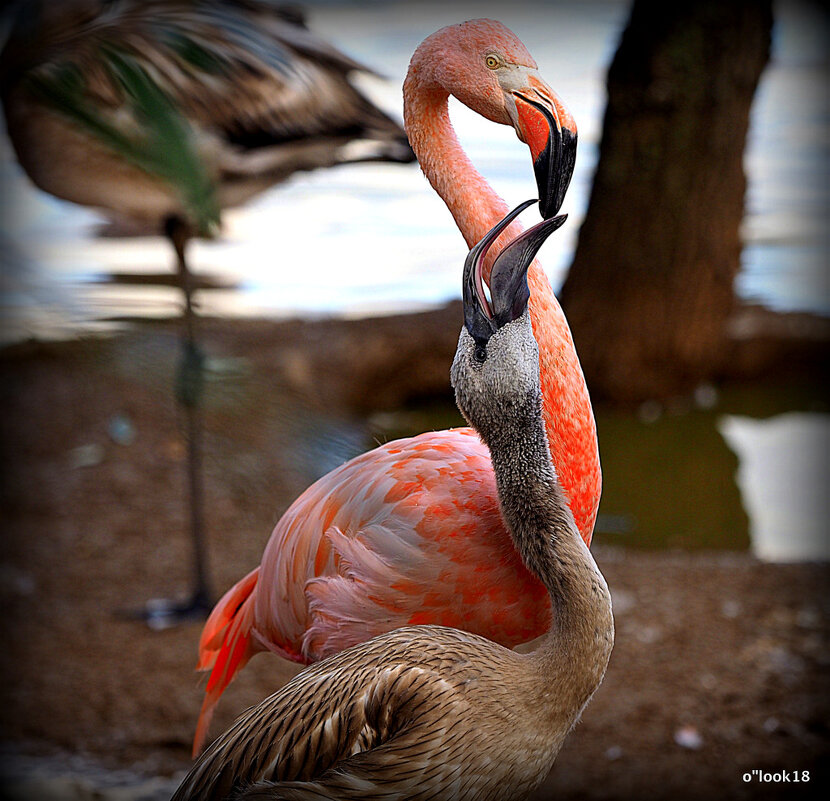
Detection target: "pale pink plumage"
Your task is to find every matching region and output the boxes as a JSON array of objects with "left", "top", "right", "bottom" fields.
[{"left": 193, "top": 19, "right": 600, "bottom": 756}]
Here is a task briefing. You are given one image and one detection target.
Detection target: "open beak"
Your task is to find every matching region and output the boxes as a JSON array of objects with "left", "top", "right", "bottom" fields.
[
  {"left": 512, "top": 76, "right": 577, "bottom": 219},
  {"left": 464, "top": 199, "right": 567, "bottom": 349}
]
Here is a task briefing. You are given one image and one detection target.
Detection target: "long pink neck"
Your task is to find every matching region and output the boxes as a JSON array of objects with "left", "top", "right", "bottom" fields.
[{"left": 403, "top": 79, "right": 601, "bottom": 543}]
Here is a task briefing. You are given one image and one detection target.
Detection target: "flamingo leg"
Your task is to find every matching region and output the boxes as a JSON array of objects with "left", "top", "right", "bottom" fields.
[
  {"left": 172, "top": 217, "right": 214, "bottom": 617},
  {"left": 127, "top": 217, "right": 214, "bottom": 628}
]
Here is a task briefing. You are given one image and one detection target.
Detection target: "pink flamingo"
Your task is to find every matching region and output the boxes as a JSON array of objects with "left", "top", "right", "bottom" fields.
[{"left": 192, "top": 19, "right": 600, "bottom": 755}]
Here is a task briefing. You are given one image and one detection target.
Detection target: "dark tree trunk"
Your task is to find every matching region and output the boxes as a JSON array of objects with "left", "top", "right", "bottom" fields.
[{"left": 560, "top": 0, "right": 773, "bottom": 403}]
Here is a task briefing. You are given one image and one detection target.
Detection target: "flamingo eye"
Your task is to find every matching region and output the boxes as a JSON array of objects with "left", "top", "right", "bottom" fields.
[{"left": 485, "top": 55, "right": 502, "bottom": 70}]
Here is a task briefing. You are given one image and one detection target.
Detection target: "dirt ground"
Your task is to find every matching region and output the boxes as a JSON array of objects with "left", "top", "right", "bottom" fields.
[{"left": 0, "top": 313, "right": 828, "bottom": 801}]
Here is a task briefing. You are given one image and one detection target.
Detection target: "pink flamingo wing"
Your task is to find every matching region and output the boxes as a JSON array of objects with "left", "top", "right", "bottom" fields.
[{"left": 252, "top": 428, "right": 551, "bottom": 662}]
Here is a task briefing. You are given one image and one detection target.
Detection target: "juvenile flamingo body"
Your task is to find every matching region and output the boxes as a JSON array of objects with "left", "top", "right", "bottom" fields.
[{"left": 193, "top": 20, "right": 600, "bottom": 754}]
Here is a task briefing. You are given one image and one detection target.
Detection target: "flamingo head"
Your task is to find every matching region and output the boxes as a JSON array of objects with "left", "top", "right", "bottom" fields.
[
  {"left": 409, "top": 19, "right": 577, "bottom": 218},
  {"left": 453, "top": 199, "right": 567, "bottom": 432}
]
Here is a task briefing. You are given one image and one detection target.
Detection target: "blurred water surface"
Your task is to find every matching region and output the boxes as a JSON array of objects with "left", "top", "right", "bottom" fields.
[
  {"left": 1, "top": 0, "right": 827, "bottom": 339},
  {"left": 0, "top": 0, "right": 827, "bottom": 561}
]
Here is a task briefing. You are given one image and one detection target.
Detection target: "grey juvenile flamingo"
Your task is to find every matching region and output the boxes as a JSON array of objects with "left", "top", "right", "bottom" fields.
[
  {"left": 171, "top": 200, "right": 614, "bottom": 801},
  {"left": 0, "top": 0, "right": 414, "bottom": 623}
]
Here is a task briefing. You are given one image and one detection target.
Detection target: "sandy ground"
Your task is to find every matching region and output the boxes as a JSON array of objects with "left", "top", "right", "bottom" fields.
[{"left": 0, "top": 314, "right": 828, "bottom": 801}]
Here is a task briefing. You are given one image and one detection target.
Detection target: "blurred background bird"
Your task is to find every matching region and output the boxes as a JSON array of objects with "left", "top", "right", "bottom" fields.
[{"left": 0, "top": 0, "right": 415, "bottom": 624}]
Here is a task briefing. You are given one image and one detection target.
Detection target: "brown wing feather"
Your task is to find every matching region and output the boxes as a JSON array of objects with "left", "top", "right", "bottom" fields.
[
  {"left": 172, "top": 626, "right": 498, "bottom": 801},
  {"left": 10, "top": 0, "right": 403, "bottom": 146}
]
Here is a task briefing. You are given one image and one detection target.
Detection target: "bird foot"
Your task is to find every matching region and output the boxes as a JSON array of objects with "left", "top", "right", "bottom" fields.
[{"left": 119, "top": 590, "right": 214, "bottom": 630}]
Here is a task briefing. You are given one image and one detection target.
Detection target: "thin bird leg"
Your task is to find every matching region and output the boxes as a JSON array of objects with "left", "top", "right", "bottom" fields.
[
  {"left": 128, "top": 217, "right": 214, "bottom": 628},
  {"left": 171, "top": 217, "right": 214, "bottom": 618}
]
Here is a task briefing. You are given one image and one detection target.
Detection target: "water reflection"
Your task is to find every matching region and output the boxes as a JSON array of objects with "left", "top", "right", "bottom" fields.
[
  {"left": 596, "top": 383, "right": 829, "bottom": 561},
  {"left": 595, "top": 406, "right": 751, "bottom": 552},
  {"left": 720, "top": 412, "right": 830, "bottom": 562}
]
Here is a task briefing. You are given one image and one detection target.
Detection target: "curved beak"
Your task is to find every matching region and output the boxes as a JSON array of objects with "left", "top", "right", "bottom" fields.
[
  {"left": 463, "top": 199, "right": 567, "bottom": 348},
  {"left": 511, "top": 75, "right": 577, "bottom": 219}
]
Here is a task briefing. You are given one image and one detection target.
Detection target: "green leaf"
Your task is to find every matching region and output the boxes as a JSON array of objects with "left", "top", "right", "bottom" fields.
[{"left": 28, "top": 47, "right": 220, "bottom": 237}]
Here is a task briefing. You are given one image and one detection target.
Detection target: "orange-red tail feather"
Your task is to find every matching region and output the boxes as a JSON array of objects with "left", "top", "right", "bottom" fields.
[{"left": 193, "top": 567, "right": 259, "bottom": 756}]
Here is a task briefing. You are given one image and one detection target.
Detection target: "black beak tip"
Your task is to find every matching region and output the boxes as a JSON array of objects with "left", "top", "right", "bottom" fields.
[
  {"left": 536, "top": 125, "right": 577, "bottom": 219},
  {"left": 538, "top": 192, "right": 558, "bottom": 220}
]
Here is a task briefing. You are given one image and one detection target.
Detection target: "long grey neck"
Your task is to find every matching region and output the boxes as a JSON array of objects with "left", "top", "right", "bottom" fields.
[{"left": 482, "top": 386, "right": 613, "bottom": 697}]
